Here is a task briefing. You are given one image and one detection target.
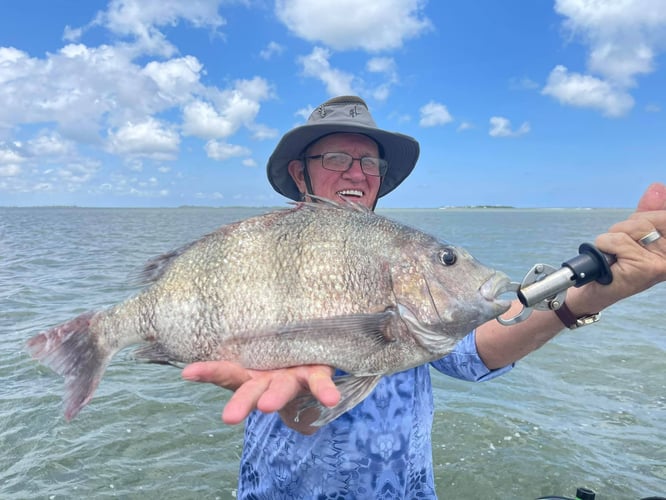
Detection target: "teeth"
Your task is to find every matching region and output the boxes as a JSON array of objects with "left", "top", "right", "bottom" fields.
[{"left": 337, "top": 190, "right": 363, "bottom": 197}]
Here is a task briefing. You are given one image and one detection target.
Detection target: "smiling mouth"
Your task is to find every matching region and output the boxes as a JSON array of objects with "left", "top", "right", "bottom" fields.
[{"left": 337, "top": 189, "right": 364, "bottom": 198}]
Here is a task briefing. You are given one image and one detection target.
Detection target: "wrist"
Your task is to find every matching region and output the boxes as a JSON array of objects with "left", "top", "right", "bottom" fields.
[
  {"left": 554, "top": 302, "right": 601, "bottom": 329},
  {"left": 553, "top": 286, "right": 605, "bottom": 330},
  {"left": 562, "top": 285, "right": 609, "bottom": 317}
]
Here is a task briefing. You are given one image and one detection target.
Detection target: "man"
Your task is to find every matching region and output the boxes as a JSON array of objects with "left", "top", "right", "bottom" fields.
[{"left": 182, "top": 96, "right": 666, "bottom": 498}]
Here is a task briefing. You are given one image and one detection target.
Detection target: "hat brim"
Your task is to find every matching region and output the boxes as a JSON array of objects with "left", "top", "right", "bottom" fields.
[{"left": 267, "top": 122, "right": 420, "bottom": 201}]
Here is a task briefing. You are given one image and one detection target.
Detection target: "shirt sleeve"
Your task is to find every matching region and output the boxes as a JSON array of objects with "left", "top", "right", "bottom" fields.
[{"left": 430, "top": 330, "right": 513, "bottom": 382}]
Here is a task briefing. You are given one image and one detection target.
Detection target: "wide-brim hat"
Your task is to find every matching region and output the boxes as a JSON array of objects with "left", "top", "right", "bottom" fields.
[{"left": 267, "top": 96, "right": 420, "bottom": 201}]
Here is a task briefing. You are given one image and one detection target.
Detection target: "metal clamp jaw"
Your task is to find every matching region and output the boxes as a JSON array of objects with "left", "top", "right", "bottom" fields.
[{"left": 497, "top": 243, "right": 615, "bottom": 326}]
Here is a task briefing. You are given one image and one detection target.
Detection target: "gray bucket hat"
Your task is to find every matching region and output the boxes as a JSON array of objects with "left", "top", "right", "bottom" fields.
[{"left": 267, "top": 96, "right": 420, "bottom": 201}]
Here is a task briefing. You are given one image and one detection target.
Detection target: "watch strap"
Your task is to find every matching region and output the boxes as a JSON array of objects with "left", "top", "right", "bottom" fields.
[{"left": 555, "top": 302, "right": 600, "bottom": 329}]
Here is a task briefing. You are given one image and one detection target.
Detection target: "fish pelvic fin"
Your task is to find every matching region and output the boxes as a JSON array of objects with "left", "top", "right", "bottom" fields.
[
  {"left": 26, "top": 312, "right": 110, "bottom": 421},
  {"left": 295, "top": 374, "right": 382, "bottom": 427}
]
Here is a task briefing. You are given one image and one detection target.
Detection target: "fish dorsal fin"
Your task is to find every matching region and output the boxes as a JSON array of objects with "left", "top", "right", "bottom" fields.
[
  {"left": 136, "top": 243, "right": 196, "bottom": 284},
  {"left": 293, "top": 195, "right": 371, "bottom": 213}
]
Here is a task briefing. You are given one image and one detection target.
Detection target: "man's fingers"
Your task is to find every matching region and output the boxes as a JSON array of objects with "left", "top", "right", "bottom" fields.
[
  {"left": 307, "top": 369, "right": 340, "bottom": 408},
  {"left": 182, "top": 362, "right": 339, "bottom": 426},
  {"left": 222, "top": 375, "right": 271, "bottom": 425},
  {"left": 182, "top": 361, "right": 251, "bottom": 391},
  {"left": 256, "top": 371, "right": 304, "bottom": 413},
  {"left": 256, "top": 367, "right": 340, "bottom": 412},
  {"left": 636, "top": 182, "right": 666, "bottom": 212}
]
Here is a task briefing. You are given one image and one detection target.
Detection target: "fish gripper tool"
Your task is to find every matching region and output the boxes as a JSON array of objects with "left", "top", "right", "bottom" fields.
[{"left": 497, "top": 243, "right": 616, "bottom": 326}]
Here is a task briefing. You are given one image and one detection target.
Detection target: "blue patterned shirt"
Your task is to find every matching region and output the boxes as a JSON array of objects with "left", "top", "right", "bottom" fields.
[{"left": 237, "top": 331, "right": 512, "bottom": 499}]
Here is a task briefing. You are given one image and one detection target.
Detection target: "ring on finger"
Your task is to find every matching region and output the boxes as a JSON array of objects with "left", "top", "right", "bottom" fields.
[{"left": 638, "top": 229, "right": 662, "bottom": 246}]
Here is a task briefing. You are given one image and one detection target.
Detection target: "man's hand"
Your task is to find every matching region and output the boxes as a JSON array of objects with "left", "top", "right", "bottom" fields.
[
  {"left": 182, "top": 361, "right": 339, "bottom": 434},
  {"left": 585, "top": 182, "right": 666, "bottom": 312}
]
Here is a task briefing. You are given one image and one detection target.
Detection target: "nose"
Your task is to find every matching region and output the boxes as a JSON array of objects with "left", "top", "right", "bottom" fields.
[{"left": 342, "top": 158, "right": 366, "bottom": 180}]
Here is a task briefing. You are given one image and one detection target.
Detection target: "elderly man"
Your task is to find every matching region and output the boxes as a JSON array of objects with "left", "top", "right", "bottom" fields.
[{"left": 183, "top": 96, "right": 666, "bottom": 498}]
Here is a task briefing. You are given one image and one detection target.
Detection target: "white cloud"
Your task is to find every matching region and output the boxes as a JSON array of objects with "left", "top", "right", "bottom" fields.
[
  {"left": 183, "top": 100, "right": 237, "bottom": 139},
  {"left": 205, "top": 140, "right": 251, "bottom": 161},
  {"left": 26, "top": 132, "right": 77, "bottom": 157},
  {"left": 295, "top": 106, "right": 313, "bottom": 122},
  {"left": 542, "top": 65, "right": 634, "bottom": 117},
  {"left": 57, "top": 161, "right": 98, "bottom": 187},
  {"left": 509, "top": 77, "right": 540, "bottom": 90},
  {"left": 297, "top": 48, "right": 399, "bottom": 99},
  {"left": 546, "top": 0, "right": 666, "bottom": 116},
  {"left": 0, "top": 165, "right": 21, "bottom": 177},
  {"left": 0, "top": 21, "right": 274, "bottom": 200},
  {"left": 0, "top": 1, "right": 338, "bottom": 202},
  {"left": 419, "top": 101, "right": 453, "bottom": 127},
  {"left": 107, "top": 118, "right": 180, "bottom": 159},
  {"left": 183, "top": 77, "right": 274, "bottom": 140},
  {"left": 260, "top": 41, "right": 285, "bottom": 60},
  {"left": 0, "top": 144, "right": 26, "bottom": 165},
  {"left": 489, "top": 116, "right": 530, "bottom": 137},
  {"left": 142, "top": 56, "right": 204, "bottom": 104},
  {"left": 85, "top": 0, "right": 227, "bottom": 56},
  {"left": 275, "top": 0, "right": 431, "bottom": 52},
  {"left": 298, "top": 47, "right": 356, "bottom": 96},
  {"left": 0, "top": 43, "right": 181, "bottom": 140},
  {"left": 555, "top": 0, "right": 666, "bottom": 85},
  {"left": 367, "top": 57, "right": 397, "bottom": 76},
  {"left": 249, "top": 123, "right": 279, "bottom": 141},
  {"left": 366, "top": 57, "right": 398, "bottom": 101}
]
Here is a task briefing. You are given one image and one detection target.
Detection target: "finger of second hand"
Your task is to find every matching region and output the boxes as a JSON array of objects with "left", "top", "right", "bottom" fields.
[
  {"left": 256, "top": 371, "right": 302, "bottom": 414},
  {"left": 182, "top": 361, "right": 250, "bottom": 390},
  {"left": 307, "top": 370, "right": 340, "bottom": 408},
  {"left": 222, "top": 375, "right": 271, "bottom": 425}
]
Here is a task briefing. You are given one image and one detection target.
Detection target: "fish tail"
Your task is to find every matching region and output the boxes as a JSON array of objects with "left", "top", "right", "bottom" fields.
[{"left": 26, "top": 311, "right": 111, "bottom": 421}]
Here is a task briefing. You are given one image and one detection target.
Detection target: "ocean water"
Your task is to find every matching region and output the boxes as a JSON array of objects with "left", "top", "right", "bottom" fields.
[{"left": 1, "top": 206, "right": 664, "bottom": 499}]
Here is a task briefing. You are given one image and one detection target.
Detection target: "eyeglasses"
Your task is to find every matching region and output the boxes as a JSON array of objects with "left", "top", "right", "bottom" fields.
[{"left": 305, "top": 152, "right": 388, "bottom": 177}]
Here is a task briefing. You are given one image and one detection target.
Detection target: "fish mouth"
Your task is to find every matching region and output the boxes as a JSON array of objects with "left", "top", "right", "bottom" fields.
[{"left": 480, "top": 272, "right": 514, "bottom": 312}]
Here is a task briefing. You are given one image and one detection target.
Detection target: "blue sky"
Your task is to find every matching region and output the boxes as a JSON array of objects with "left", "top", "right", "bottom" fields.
[{"left": 1, "top": 0, "right": 665, "bottom": 208}]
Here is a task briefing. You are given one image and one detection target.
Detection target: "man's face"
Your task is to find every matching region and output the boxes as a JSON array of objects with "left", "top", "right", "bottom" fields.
[{"left": 288, "top": 133, "right": 382, "bottom": 209}]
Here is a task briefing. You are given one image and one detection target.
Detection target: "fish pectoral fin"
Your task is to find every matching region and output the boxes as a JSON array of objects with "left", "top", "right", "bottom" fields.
[
  {"left": 131, "top": 343, "right": 184, "bottom": 368},
  {"left": 217, "top": 309, "right": 400, "bottom": 372},
  {"left": 274, "top": 308, "right": 398, "bottom": 346},
  {"left": 294, "top": 374, "right": 382, "bottom": 427}
]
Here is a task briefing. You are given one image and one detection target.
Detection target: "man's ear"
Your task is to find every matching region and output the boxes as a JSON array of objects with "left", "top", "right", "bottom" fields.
[{"left": 288, "top": 160, "right": 307, "bottom": 193}]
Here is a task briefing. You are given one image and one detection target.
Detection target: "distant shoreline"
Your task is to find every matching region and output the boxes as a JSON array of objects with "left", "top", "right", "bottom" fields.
[
  {"left": 437, "top": 205, "right": 515, "bottom": 209},
  {"left": 0, "top": 204, "right": 634, "bottom": 210}
]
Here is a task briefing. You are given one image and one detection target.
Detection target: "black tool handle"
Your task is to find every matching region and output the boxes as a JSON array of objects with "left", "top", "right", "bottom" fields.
[{"left": 564, "top": 243, "right": 615, "bottom": 287}]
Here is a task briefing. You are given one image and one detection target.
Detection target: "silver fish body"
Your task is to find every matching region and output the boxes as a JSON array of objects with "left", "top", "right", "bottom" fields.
[{"left": 28, "top": 201, "right": 511, "bottom": 425}]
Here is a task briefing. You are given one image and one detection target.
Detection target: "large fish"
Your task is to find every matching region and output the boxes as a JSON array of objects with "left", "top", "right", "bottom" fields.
[{"left": 27, "top": 200, "right": 511, "bottom": 426}]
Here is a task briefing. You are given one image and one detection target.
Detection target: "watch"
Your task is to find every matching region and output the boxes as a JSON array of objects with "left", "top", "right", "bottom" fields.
[{"left": 554, "top": 302, "right": 601, "bottom": 329}]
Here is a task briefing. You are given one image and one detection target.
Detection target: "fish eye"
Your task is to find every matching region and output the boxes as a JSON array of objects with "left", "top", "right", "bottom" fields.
[{"left": 438, "top": 247, "right": 457, "bottom": 266}]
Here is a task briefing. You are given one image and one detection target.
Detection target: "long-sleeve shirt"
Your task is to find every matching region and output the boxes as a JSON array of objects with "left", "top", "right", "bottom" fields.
[{"left": 237, "top": 331, "right": 512, "bottom": 499}]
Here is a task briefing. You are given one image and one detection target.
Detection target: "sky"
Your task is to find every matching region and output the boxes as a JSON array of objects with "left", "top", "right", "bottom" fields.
[{"left": 1, "top": 0, "right": 665, "bottom": 208}]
